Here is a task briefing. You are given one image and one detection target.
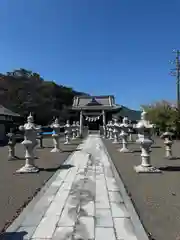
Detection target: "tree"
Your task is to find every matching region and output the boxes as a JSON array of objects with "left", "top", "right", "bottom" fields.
[
  {"left": 0, "top": 68, "right": 88, "bottom": 125},
  {"left": 141, "top": 100, "right": 179, "bottom": 133}
]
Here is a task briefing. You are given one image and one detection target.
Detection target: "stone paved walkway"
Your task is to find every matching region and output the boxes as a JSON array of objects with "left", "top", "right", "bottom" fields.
[{"left": 4, "top": 135, "right": 148, "bottom": 240}]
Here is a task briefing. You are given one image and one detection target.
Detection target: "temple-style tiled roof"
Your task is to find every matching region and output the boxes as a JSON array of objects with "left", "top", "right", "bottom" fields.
[
  {"left": 86, "top": 97, "right": 103, "bottom": 106},
  {"left": 72, "top": 95, "right": 120, "bottom": 110},
  {"left": 0, "top": 105, "right": 20, "bottom": 117}
]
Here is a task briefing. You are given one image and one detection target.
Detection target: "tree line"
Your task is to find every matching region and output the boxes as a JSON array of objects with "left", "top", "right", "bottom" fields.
[
  {"left": 1, "top": 68, "right": 177, "bottom": 134},
  {"left": 0, "top": 68, "right": 88, "bottom": 125}
]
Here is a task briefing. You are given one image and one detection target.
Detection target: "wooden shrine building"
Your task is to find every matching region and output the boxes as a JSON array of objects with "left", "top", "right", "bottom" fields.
[
  {"left": 71, "top": 95, "right": 120, "bottom": 133},
  {"left": 71, "top": 95, "right": 141, "bottom": 135}
]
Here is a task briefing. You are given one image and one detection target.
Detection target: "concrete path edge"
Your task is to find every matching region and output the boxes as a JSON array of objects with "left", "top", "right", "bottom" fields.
[
  {"left": 5, "top": 139, "right": 84, "bottom": 233},
  {"left": 101, "top": 138, "right": 149, "bottom": 240}
]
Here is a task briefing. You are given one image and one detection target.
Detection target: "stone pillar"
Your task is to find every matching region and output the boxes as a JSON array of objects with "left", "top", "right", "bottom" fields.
[
  {"left": 102, "top": 110, "right": 106, "bottom": 126},
  {"left": 38, "top": 133, "right": 44, "bottom": 149},
  {"left": 160, "top": 131, "right": 174, "bottom": 159},
  {"left": 102, "top": 110, "right": 106, "bottom": 138},
  {"left": 16, "top": 113, "right": 40, "bottom": 173},
  {"left": 7, "top": 130, "right": 16, "bottom": 160},
  {"left": 80, "top": 110, "right": 83, "bottom": 137},
  {"left": 134, "top": 110, "right": 161, "bottom": 173},
  {"left": 64, "top": 120, "right": 71, "bottom": 144}
]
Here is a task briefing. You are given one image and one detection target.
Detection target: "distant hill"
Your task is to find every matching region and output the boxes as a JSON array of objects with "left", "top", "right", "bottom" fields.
[
  {"left": 113, "top": 104, "right": 141, "bottom": 121},
  {"left": 0, "top": 68, "right": 88, "bottom": 124}
]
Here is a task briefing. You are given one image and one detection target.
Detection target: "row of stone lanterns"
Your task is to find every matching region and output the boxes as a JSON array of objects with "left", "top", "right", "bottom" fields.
[
  {"left": 105, "top": 117, "right": 133, "bottom": 152},
  {"left": 105, "top": 111, "right": 175, "bottom": 173},
  {"left": 50, "top": 119, "right": 80, "bottom": 152},
  {"left": 6, "top": 114, "right": 80, "bottom": 173}
]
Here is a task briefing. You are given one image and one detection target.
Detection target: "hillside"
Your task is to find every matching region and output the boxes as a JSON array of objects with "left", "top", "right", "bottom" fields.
[{"left": 0, "top": 68, "right": 88, "bottom": 124}]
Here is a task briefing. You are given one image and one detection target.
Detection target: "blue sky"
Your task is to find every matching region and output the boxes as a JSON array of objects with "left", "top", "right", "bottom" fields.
[{"left": 0, "top": 0, "right": 180, "bottom": 109}]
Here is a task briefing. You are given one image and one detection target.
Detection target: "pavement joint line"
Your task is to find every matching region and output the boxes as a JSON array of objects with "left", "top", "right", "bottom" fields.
[
  {"left": 101, "top": 138, "right": 150, "bottom": 240},
  {"left": 5, "top": 139, "right": 84, "bottom": 233}
]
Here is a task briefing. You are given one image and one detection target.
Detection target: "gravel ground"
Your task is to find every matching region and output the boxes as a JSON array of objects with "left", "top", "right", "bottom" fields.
[
  {"left": 103, "top": 137, "right": 180, "bottom": 240},
  {"left": 0, "top": 137, "right": 82, "bottom": 233}
]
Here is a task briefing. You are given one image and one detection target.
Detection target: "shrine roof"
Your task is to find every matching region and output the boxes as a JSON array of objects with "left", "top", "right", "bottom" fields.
[
  {"left": 0, "top": 105, "right": 20, "bottom": 117},
  {"left": 72, "top": 95, "right": 120, "bottom": 110}
]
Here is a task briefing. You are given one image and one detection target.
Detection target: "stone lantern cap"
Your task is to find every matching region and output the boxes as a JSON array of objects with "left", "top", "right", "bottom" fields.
[
  {"left": 27, "top": 112, "right": 34, "bottom": 122},
  {"left": 136, "top": 121, "right": 152, "bottom": 129},
  {"left": 160, "top": 131, "right": 174, "bottom": 139}
]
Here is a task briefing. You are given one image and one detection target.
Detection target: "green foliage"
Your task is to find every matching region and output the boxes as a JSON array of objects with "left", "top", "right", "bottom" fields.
[
  {"left": 0, "top": 68, "right": 87, "bottom": 124},
  {"left": 141, "top": 100, "right": 179, "bottom": 132}
]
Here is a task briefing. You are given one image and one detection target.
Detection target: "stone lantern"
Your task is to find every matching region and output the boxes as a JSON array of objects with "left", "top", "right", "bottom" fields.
[
  {"left": 134, "top": 110, "right": 161, "bottom": 173},
  {"left": 7, "top": 128, "right": 16, "bottom": 160},
  {"left": 160, "top": 130, "right": 174, "bottom": 159},
  {"left": 37, "top": 129, "right": 44, "bottom": 149},
  {"left": 112, "top": 119, "right": 120, "bottom": 143},
  {"left": 50, "top": 118, "right": 61, "bottom": 152},
  {"left": 106, "top": 121, "right": 110, "bottom": 138},
  {"left": 16, "top": 113, "right": 41, "bottom": 173},
  {"left": 71, "top": 121, "right": 77, "bottom": 139},
  {"left": 119, "top": 117, "right": 130, "bottom": 152},
  {"left": 76, "top": 121, "right": 80, "bottom": 138},
  {"left": 103, "top": 123, "right": 107, "bottom": 138},
  {"left": 64, "top": 120, "right": 71, "bottom": 144},
  {"left": 128, "top": 121, "right": 134, "bottom": 142},
  {"left": 108, "top": 121, "right": 114, "bottom": 140}
]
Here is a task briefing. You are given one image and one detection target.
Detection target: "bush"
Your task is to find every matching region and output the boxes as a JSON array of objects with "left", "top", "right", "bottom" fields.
[{"left": 141, "top": 100, "right": 179, "bottom": 135}]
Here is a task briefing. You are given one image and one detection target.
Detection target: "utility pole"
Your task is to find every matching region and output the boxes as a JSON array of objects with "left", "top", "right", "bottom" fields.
[
  {"left": 170, "top": 49, "right": 180, "bottom": 136},
  {"left": 170, "top": 49, "right": 180, "bottom": 112}
]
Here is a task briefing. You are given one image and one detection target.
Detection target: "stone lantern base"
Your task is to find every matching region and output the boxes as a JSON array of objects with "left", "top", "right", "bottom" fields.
[
  {"left": 16, "top": 164, "right": 39, "bottom": 173},
  {"left": 134, "top": 165, "right": 161, "bottom": 173},
  {"left": 113, "top": 138, "right": 119, "bottom": 144},
  {"left": 72, "top": 132, "right": 76, "bottom": 140},
  {"left": 8, "top": 153, "right": 16, "bottom": 160},
  {"left": 165, "top": 156, "right": 174, "bottom": 160},
  {"left": 128, "top": 133, "right": 133, "bottom": 142},
  {"left": 64, "top": 137, "right": 70, "bottom": 144},
  {"left": 7, "top": 144, "right": 16, "bottom": 160},
  {"left": 119, "top": 147, "right": 130, "bottom": 153},
  {"left": 164, "top": 143, "right": 173, "bottom": 159},
  {"left": 8, "top": 156, "right": 16, "bottom": 161},
  {"left": 51, "top": 148, "right": 61, "bottom": 153}
]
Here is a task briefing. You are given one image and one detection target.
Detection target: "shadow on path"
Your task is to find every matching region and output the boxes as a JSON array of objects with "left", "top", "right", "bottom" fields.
[
  {"left": 68, "top": 143, "right": 80, "bottom": 146},
  {"left": 8, "top": 156, "right": 24, "bottom": 161},
  {"left": 39, "top": 164, "right": 74, "bottom": 172},
  {"left": 165, "top": 157, "right": 180, "bottom": 160},
  {"left": 11, "top": 149, "right": 82, "bottom": 161},
  {"left": 132, "top": 150, "right": 141, "bottom": 153},
  {"left": 62, "top": 149, "right": 82, "bottom": 153},
  {"left": 159, "top": 166, "right": 180, "bottom": 171},
  {"left": 151, "top": 146, "right": 162, "bottom": 149}
]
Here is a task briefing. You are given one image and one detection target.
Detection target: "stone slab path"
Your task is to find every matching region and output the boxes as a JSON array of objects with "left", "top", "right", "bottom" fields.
[{"left": 5, "top": 135, "right": 148, "bottom": 240}]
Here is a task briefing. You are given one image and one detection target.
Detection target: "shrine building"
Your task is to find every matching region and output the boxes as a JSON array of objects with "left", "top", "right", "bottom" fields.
[
  {"left": 71, "top": 95, "right": 120, "bottom": 132},
  {"left": 71, "top": 95, "right": 141, "bottom": 135}
]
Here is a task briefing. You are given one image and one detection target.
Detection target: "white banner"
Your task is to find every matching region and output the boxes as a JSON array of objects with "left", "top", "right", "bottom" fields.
[{"left": 85, "top": 116, "right": 100, "bottom": 122}]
